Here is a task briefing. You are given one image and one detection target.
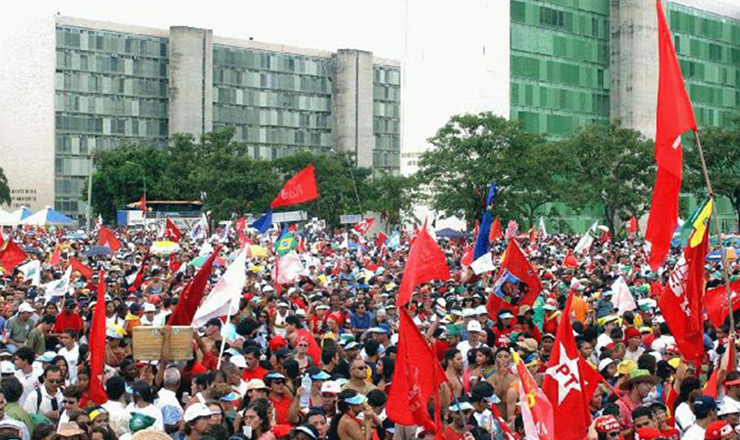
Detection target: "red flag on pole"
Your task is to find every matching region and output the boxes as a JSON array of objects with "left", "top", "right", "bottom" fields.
[
  {"left": 397, "top": 225, "right": 450, "bottom": 306},
  {"left": 49, "top": 250, "right": 62, "bottom": 267},
  {"left": 563, "top": 251, "right": 579, "bottom": 269},
  {"left": 489, "top": 217, "right": 503, "bottom": 242},
  {"left": 387, "top": 307, "right": 446, "bottom": 432},
  {"left": 375, "top": 231, "right": 388, "bottom": 249},
  {"left": 164, "top": 218, "right": 182, "bottom": 243},
  {"left": 645, "top": 0, "right": 698, "bottom": 271},
  {"left": 69, "top": 257, "right": 93, "bottom": 280},
  {"left": 353, "top": 217, "right": 376, "bottom": 235},
  {"left": 705, "top": 279, "right": 740, "bottom": 328},
  {"left": 128, "top": 253, "right": 150, "bottom": 293},
  {"left": 514, "top": 352, "right": 554, "bottom": 440},
  {"left": 627, "top": 216, "right": 639, "bottom": 235},
  {"left": 139, "top": 196, "right": 146, "bottom": 215},
  {"left": 167, "top": 248, "right": 220, "bottom": 326},
  {"left": 0, "top": 240, "right": 27, "bottom": 274},
  {"left": 270, "top": 163, "right": 319, "bottom": 209},
  {"left": 98, "top": 226, "right": 122, "bottom": 251},
  {"left": 486, "top": 239, "right": 542, "bottom": 317},
  {"left": 89, "top": 271, "right": 107, "bottom": 405},
  {"left": 658, "top": 223, "right": 709, "bottom": 365},
  {"left": 542, "top": 293, "right": 591, "bottom": 440}
]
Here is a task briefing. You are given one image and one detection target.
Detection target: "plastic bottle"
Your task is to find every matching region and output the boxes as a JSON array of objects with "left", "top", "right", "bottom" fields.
[{"left": 300, "top": 374, "right": 312, "bottom": 408}]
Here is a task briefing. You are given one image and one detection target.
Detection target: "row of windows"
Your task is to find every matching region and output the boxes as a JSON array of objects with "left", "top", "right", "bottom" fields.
[
  {"left": 513, "top": 109, "right": 607, "bottom": 137},
  {"left": 675, "top": 35, "right": 740, "bottom": 65},
  {"left": 56, "top": 72, "right": 168, "bottom": 98},
  {"left": 511, "top": 82, "right": 609, "bottom": 115},
  {"left": 56, "top": 94, "right": 168, "bottom": 118},
  {"left": 56, "top": 113, "right": 168, "bottom": 137},
  {"left": 57, "top": 28, "right": 167, "bottom": 58},
  {"left": 373, "top": 67, "right": 401, "bottom": 86},
  {"left": 374, "top": 102, "right": 400, "bottom": 118},
  {"left": 373, "top": 150, "right": 401, "bottom": 168},
  {"left": 511, "top": 25, "right": 608, "bottom": 65},
  {"left": 373, "top": 84, "right": 401, "bottom": 102},
  {"left": 214, "top": 68, "right": 331, "bottom": 94},
  {"left": 57, "top": 50, "right": 168, "bottom": 78},
  {"left": 214, "top": 123, "right": 332, "bottom": 148},
  {"left": 669, "top": 9, "right": 740, "bottom": 46},
  {"left": 511, "top": 1, "right": 609, "bottom": 40},
  {"left": 511, "top": 55, "right": 608, "bottom": 89},
  {"left": 374, "top": 133, "right": 401, "bottom": 150},
  {"left": 679, "top": 59, "right": 740, "bottom": 88},
  {"left": 213, "top": 46, "right": 331, "bottom": 76},
  {"left": 55, "top": 157, "right": 90, "bottom": 177},
  {"left": 373, "top": 118, "right": 401, "bottom": 135},
  {"left": 693, "top": 106, "right": 740, "bottom": 128},
  {"left": 55, "top": 178, "right": 86, "bottom": 197},
  {"left": 214, "top": 87, "right": 331, "bottom": 112},
  {"left": 687, "top": 83, "right": 740, "bottom": 108},
  {"left": 54, "top": 200, "right": 81, "bottom": 214},
  {"left": 213, "top": 106, "right": 331, "bottom": 129}
]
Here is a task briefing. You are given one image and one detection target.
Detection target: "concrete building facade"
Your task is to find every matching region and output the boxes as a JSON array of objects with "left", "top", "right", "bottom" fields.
[{"left": 0, "top": 16, "right": 400, "bottom": 219}]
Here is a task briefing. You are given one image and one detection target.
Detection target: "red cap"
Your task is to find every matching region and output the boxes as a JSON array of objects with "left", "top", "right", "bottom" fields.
[
  {"left": 594, "top": 415, "right": 620, "bottom": 433},
  {"left": 624, "top": 327, "right": 642, "bottom": 342},
  {"left": 705, "top": 420, "right": 732, "bottom": 440},
  {"left": 269, "top": 335, "right": 288, "bottom": 352},
  {"left": 635, "top": 427, "right": 662, "bottom": 440}
]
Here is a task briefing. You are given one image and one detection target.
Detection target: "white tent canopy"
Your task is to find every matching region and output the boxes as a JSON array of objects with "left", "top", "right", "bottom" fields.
[
  {"left": 0, "top": 207, "right": 32, "bottom": 226},
  {"left": 20, "top": 206, "right": 75, "bottom": 226}
]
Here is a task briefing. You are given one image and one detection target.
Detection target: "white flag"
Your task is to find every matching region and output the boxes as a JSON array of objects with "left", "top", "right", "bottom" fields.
[
  {"left": 471, "top": 252, "right": 495, "bottom": 275},
  {"left": 574, "top": 221, "right": 598, "bottom": 254},
  {"left": 277, "top": 251, "right": 307, "bottom": 284},
  {"left": 199, "top": 240, "right": 214, "bottom": 257},
  {"left": 192, "top": 247, "right": 247, "bottom": 328},
  {"left": 43, "top": 266, "right": 72, "bottom": 298},
  {"left": 18, "top": 260, "right": 41, "bottom": 286},
  {"left": 538, "top": 217, "right": 548, "bottom": 240},
  {"left": 611, "top": 276, "right": 637, "bottom": 315}
]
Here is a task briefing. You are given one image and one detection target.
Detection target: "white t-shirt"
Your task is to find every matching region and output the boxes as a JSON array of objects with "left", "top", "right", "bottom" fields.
[
  {"left": 682, "top": 423, "right": 706, "bottom": 440},
  {"left": 154, "top": 388, "right": 183, "bottom": 426},
  {"left": 457, "top": 340, "right": 485, "bottom": 367},
  {"left": 674, "top": 402, "right": 697, "bottom": 433},
  {"left": 22, "top": 385, "right": 63, "bottom": 418},
  {"left": 58, "top": 344, "right": 79, "bottom": 382},
  {"left": 125, "top": 402, "right": 165, "bottom": 431},
  {"left": 14, "top": 367, "right": 41, "bottom": 407}
]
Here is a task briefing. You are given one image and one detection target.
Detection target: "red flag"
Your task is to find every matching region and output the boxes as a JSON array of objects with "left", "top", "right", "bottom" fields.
[
  {"left": 460, "top": 246, "right": 474, "bottom": 267},
  {"left": 98, "top": 226, "right": 121, "bottom": 251},
  {"left": 270, "top": 163, "right": 318, "bottom": 209},
  {"left": 49, "top": 250, "right": 62, "bottom": 267},
  {"left": 705, "top": 280, "right": 740, "bottom": 327},
  {"left": 657, "top": 224, "right": 709, "bottom": 365},
  {"left": 628, "top": 216, "right": 639, "bottom": 235},
  {"left": 375, "top": 231, "right": 388, "bottom": 249},
  {"left": 387, "top": 307, "right": 446, "bottom": 431},
  {"left": 704, "top": 336, "right": 736, "bottom": 399},
  {"left": 646, "top": 0, "right": 698, "bottom": 271},
  {"left": 579, "top": 357, "right": 604, "bottom": 403},
  {"left": 542, "top": 293, "right": 590, "bottom": 440},
  {"left": 353, "top": 217, "right": 376, "bottom": 235},
  {"left": 169, "top": 253, "right": 182, "bottom": 274},
  {"left": 0, "top": 240, "right": 27, "bottom": 274},
  {"left": 514, "top": 352, "right": 554, "bottom": 440},
  {"left": 128, "top": 253, "right": 150, "bottom": 293},
  {"left": 489, "top": 217, "right": 503, "bottom": 242},
  {"left": 164, "top": 218, "right": 182, "bottom": 243},
  {"left": 563, "top": 251, "right": 579, "bottom": 269},
  {"left": 397, "top": 226, "right": 450, "bottom": 306},
  {"left": 88, "top": 271, "right": 107, "bottom": 405},
  {"left": 139, "top": 196, "right": 146, "bottom": 215},
  {"left": 167, "top": 248, "right": 220, "bottom": 326},
  {"left": 486, "top": 239, "right": 542, "bottom": 317},
  {"left": 69, "top": 257, "right": 93, "bottom": 280}
]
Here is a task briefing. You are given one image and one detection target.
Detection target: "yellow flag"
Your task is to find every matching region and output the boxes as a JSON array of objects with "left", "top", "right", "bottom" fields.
[{"left": 689, "top": 199, "right": 713, "bottom": 248}]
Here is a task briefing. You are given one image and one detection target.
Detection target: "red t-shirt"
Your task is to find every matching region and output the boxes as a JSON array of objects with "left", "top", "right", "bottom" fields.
[
  {"left": 242, "top": 366, "right": 268, "bottom": 381},
  {"left": 443, "top": 426, "right": 465, "bottom": 440},
  {"left": 53, "top": 311, "right": 84, "bottom": 334},
  {"left": 270, "top": 394, "right": 292, "bottom": 425},
  {"left": 660, "top": 428, "right": 680, "bottom": 440}
]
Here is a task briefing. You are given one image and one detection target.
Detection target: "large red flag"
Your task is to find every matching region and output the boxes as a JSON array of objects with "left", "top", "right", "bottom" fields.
[
  {"left": 705, "top": 280, "right": 740, "bottom": 327},
  {"left": 89, "top": 271, "right": 107, "bottom": 405},
  {"left": 375, "top": 231, "right": 388, "bottom": 249},
  {"left": 645, "top": 0, "right": 698, "bottom": 271},
  {"left": 69, "top": 257, "right": 93, "bottom": 280},
  {"left": 164, "top": 218, "right": 182, "bottom": 243},
  {"left": 657, "top": 223, "right": 709, "bottom": 365},
  {"left": 489, "top": 217, "right": 503, "bottom": 242},
  {"left": 167, "top": 248, "right": 220, "bottom": 325},
  {"left": 270, "top": 164, "right": 318, "bottom": 209},
  {"left": 627, "top": 216, "right": 639, "bottom": 235},
  {"left": 0, "top": 240, "right": 27, "bottom": 274},
  {"left": 98, "top": 226, "right": 121, "bottom": 251},
  {"left": 542, "top": 293, "right": 590, "bottom": 440},
  {"left": 387, "top": 307, "right": 446, "bottom": 432},
  {"left": 486, "top": 239, "right": 542, "bottom": 317},
  {"left": 514, "top": 352, "right": 554, "bottom": 440},
  {"left": 397, "top": 226, "right": 450, "bottom": 306}
]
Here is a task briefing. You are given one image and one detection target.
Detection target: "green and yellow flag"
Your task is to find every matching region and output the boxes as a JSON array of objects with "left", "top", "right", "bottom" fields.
[{"left": 275, "top": 232, "right": 297, "bottom": 256}]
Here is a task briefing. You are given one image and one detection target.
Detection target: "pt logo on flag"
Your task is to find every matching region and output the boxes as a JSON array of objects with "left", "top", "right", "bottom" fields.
[
  {"left": 281, "top": 186, "right": 304, "bottom": 201},
  {"left": 545, "top": 344, "right": 581, "bottom": 404}
]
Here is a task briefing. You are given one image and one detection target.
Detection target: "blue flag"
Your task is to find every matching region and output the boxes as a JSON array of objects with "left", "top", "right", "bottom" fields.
[
  {"left": 251, "top": 210, "right": 273, "bottom": 234},
  {"left": 473, "top": 182, "right": 497, "bottom": 261}
]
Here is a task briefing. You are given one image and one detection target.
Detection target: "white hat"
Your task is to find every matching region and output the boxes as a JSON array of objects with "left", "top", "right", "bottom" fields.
[
  {"left": 246, "top": 379, "right": 268, "bottom": 391},
  {"left": 230, "top": 355, "right": 247, "bottom": 369},
  {"left": 718, "top": 401, "right": 740, "bottom": 417},
  {"left": 463, "top": 308, "right": 475, "bottom": 318},
  {"left": 277, "top": 301, "right": 289, "bottom": 308},
  {"left": 467, "top": 320, "right": 483, "bottom": 333},
  {"left": 183, "top": 403, "right": 217, "bottom": 423},
  {"left": 474, "top": 305, "right": 488, "bottom": 316},
  {"left": 295, "top": 309, "right": 306, "bottom": 317},
  {"left": 321, "top": 381, "right": 341, "bottom": 394},
  {"left": 0, "top": 361, "right": 14, "bottom": 375},
  {"left": 262, "top": 285, "right": 275, "bottom": 293},
  {"left": 598, "top": 358, "right": 616, "bottom": 372},
  {"left": 18, "top": 303, "right": 34, "bottom": 313},
  {"left": 143, "top": 304, "right": 157, "bottom": 313}
]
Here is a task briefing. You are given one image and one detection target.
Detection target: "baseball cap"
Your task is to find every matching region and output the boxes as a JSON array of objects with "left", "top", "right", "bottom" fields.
[
  {"left": 467, "top": 320, "right": 483, "bottom": 333},
  {"left": 291, "top": 425, "right": 319, "bottom": 440},
  {"left": 594, "top": 415, "right": 620, "bottom": 433},
  {"left": 309, "top": 370, "right": 331, "bottom": 381},
  {"left": 598, "top": 358, "right": 617, "bottom": 373},
  {"left": 717, "top": 401, "right": 740, "bottom": 417},
  {"left": 0, "top": 361, "right": 14, "bottom": 375},
  {"left": 229, "top": 355, "right": 247, "bottom": 369},
  {"left": 18, "top": 303, "right": 34, "bottom": 313},
  {"left": 321, "top": 381, "right": 341, "bottom": 394},
  {"left": 183, "top": 403, "right": 217, "bottom": 423},
  {"left": 448, "top": 401, "right": 474, "bottom": 412},
  {"left": 693, "top": 395, "right": 719, "bottom": 418},
  {"left": 705, "top": 420, "right": 733, "bottom": 440},
  {"left": 246, "top": 379, "right": 268, "bottom": 391},
  {"left": 143, "top": 303, "right": 157, "bottom": 313}
]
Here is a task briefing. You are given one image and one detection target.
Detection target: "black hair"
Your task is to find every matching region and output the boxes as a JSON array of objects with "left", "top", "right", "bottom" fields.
[
  {"left": 378, "top": 356, "right": 394, "bottom": 384},
  {"left": 132, "top": 380, "right": 155, "bottom": 403},
  {"left": 285, "top": 315, "right": 302, "bottom": 328},
  {"left": 42, "top": 365, "right": 61, "bottom": 379},
  {"left": 367, "top": 389, "right": 387, "bottom": 407},
  {"left": 14, "top": 346, "right": 35, "bottom": 364},
  {"left": 632, "top": 406, "right": 653, "bottom": 421},
  {"left": 0, "top": 376, "right": 23, "bottom": 403},
  {"left": 282, "top": 359, "right": 300, "bottom": 382},
  {"left": 364, "top": 340, "right": 380, "bottom": 358},
  {"left": 328, "top": 390, "right": 359, "bottom": 440},
  {"left": 675, "top": 376, "right": 701, "bottom": 411},
  {"left": 246, "top": 400, "right": 272, "bottom": 434},
  {"left": 105, "top": 376, "right": 126, "bottom": 401},
  {"left": 321, "top": 347, "right": 337, "bottom": 366},
  {"left": 637, "top": 354, "right": 657, "bottom": 375},
  {"left": 40, "top": 314, "right": 56, "bottom": 325},
  {"left": 444, "top": 348, "right": 460, "bottom": 368},
  {"left": 206, "top": 317, "right": 222, "bottom": 328}
]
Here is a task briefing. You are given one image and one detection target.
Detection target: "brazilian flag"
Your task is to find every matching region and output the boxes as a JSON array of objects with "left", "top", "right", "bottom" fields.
[
  {"left": 681, "top": 198, "right": 713, "bottom": 248},
  {"left": 275, "top": 232, "right": 297, "bottom": 256}
]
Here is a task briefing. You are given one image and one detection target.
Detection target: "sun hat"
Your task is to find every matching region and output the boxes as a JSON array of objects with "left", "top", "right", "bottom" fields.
[{"left": 618, "top": 369, "right": 661, "bottom": 390}]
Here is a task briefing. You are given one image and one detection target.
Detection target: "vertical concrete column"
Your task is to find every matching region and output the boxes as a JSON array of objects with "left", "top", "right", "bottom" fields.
[
  {"left": 168, "top": 26, "right": 213, "bottom": 138},
  {"left": 610, "top": 0, "right": 658, "bottom": 137},
  {"left": 331, "top": 49, "right": 375, "bottom": 168}
]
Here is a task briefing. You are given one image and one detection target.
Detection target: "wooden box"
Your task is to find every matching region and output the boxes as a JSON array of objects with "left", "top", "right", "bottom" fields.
[{"left": 132, "top": 326, "right": 194, "bottom": 361}]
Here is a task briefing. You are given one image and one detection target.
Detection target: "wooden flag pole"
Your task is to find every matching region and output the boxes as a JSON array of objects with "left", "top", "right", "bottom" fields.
[{"left": 693, "top": 130, "right": 736, "bottom": 335}]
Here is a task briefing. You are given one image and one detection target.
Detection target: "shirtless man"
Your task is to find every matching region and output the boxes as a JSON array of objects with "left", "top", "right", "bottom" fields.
[
  {"left": 444, "top": 348, "right": 465, "bottom": 399},
  {"left": 488, "top": 348, "right": 517, "bottom": 418}
]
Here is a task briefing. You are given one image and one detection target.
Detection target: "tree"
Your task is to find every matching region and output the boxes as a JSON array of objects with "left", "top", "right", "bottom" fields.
[
  {"left": 0, "top": 167, "right": 10, "bottom": 206},
  {"left": 416, "top": 112, "right": 550, "bottom": 228},
  {"left": 364, "top": 173, "right": 417, "bottom": 226},
  {"left": 684, "top": 121, "right": 740, "bottom": 228},
  {"left": 555, "top": 122, "right": 655, "bottom": 235}
]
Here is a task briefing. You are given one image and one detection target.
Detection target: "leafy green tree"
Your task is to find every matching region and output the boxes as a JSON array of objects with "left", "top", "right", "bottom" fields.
[
  {"left": 684, "top": 121, "right": 740, "bottom": 227},
  {"left": 416, "top": 112, "right": 549, "bottom": 227},
  {"left": 555, "top": 122, "right": 655, "bottom": 234},
  {"left": 0, "top": 167, "right": 10, "bottom": 206},
  {"left": 364, "top": 173, "right": 417, "bottom": 226}
]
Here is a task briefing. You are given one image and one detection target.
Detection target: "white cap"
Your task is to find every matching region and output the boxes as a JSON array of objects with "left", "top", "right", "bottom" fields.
[
  {"left": 598, "top": 358, "right": 616, "bottom": 372},
  {"left": 295, "top": 309, "right": 306, "bottom": 317},
  {"left": 18, "top": 303, "right": 34, "bottom": 313},
  {"left": 463, "top": 308, "right": 475, "bottom": 318},
  {"left": 474, "top": 305, "right": 488, "bottom": 316},
  {"left": 467, "top": 320, "right": 483, "bottom": 333},
  {"left": 183, "top": 403, "right": 217, "bottom": 423},
  {"left": 143, "top": 303, "right": 157, "bottom": 313},
  {"left": 0, "top": 361, "right": 14, "bottom": 374},
  {"left": 230, "top": 355, "right": 247, "bottom": 369},
  {"left": 321, "top": 381, "right": 341, "bottom": 394}
]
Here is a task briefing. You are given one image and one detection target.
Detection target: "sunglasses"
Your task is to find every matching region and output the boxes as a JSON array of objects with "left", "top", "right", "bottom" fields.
[
  {"left": 272, "top": 380, "right": 285, "bottom": 385},
  {"left": 47, "top": 379, "right": 65, "bottom": 384},
  {"left": 63, "top": 400, "right": 77, "bottom": 405}
]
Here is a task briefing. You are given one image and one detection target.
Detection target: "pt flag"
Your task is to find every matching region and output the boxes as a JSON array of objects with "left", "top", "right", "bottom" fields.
[
  {"left": 657, "top": 200, "right": 710, "bottom": 365},
  {"left": 513, "top": 352, "right": 554, "bottom": 440},
  {"left": 164, "top": 219, "right": 182, "bottom": 243},
  {"left": 270, "top": 163, "right": 318, "bottom": 209},
  {"left": 397, "top": 225, "right": 450, "bottom": 306},
  {"left": 192, "top": 247, "right": 247, "bottom": 328},
  {"left": 486, "top": 239, "right": 542, "bottom": 317},
  {"left": 98, "top": 226, "right": 122, "bottom": 251},
  {"left": 353, "top": 217, "right": 375, "bottom": 235},
  {"left": 167, "top": 248, "right": 220, "bottom": 325},
  {"left": 542, "top": 293, "right": 590, "bottom": 440},
  {"left": 387, "top": 307, "right": 446, "bottom": 432},
  {"left": 646, "top": 0, "right": 697, "bottom": 271},
  {"left": 88, "top": 271, "right": 107, "bottom": 405}
]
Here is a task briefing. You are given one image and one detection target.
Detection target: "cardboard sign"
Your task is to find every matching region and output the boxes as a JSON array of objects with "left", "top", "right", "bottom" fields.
[{"left": 132, "top": 326, "right": 193, "bottom": 361}]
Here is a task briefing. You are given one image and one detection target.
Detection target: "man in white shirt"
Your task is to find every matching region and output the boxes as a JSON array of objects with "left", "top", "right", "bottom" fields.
[
  {"left": 140, "top": 304, "right": 158, "bottom": 326},
  {"left": 457, "top": 320, "right": 486, "bottom": 366},
  {"left": 650, "top": 321, "right": 676, "bottom": 355},
  {"left": 12, "top": 347, "right": 41, "bottom": 407},
  {"left": 22, "top": 366, "right": 64, "bottom": 422},
  {"left": 125, "top": 381, "right": 164, "bottom": 431},
  {"left": 57, "top": 330, "right": 80, "bottom": 383},
  {"left": 595, "top": 316, "right": 619, "bottom": 357},
  {"left": 683, "top": 396, "right": 718, "bottom": 440},
  {"left": 154, "top": 367, "right": 183, "bottom": 434},
  {"left": 100, "top": 376, "right": 131, "bottom": 438}
]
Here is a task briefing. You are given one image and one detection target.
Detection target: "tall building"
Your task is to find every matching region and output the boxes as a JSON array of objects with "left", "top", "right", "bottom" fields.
[{"left": 0, "top": 16, "right": 400, "bottom": 219}]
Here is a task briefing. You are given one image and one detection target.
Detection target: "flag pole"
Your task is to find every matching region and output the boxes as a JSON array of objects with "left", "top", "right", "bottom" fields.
[
  {"left": 692, "top": 130, "right": 736, "bottom": 335},
  {"left": 216, "top": 295, "right": 236, "bottom": 370}
]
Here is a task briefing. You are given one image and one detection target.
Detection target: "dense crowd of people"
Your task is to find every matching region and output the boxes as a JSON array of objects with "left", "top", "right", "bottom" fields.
[{"left": 0, "top": 220, "right": 736, "bottom": 440}]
